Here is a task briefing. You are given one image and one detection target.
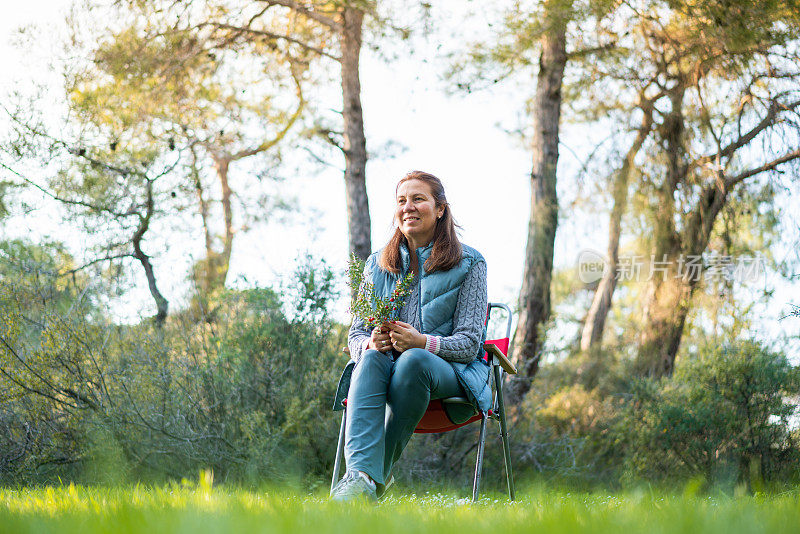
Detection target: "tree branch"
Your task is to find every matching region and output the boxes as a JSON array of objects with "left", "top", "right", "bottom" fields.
[
  {"left": 567, "top": 40, "right": 618, "bottom": 60},
  {"left": 198, "top": 21, "right": 340, "bottom": 60},
  {"left": 725, "top": 149, "right": 800, "bottom": 188},
  {"left": 58, "top": 253, "right": 133, "bottom": 276},
  {"left": 231, "top": 70, "right": 306, "bottom": 160},
  {"left": 691, "top": 98, "right": 800, "bottom": 171},
  {"left": 313, "top": 127, "right": 344, "bottom": 152},
  {"left": 130, "top": 178, "right": 169, "bottom": 326},
  {"left": 0, "top": 335, "right": 81, "bottom": 410},
  {"left": 65, "top": 147, "right": 142, "bottom": 178},
  {"left": 0, "top": 162, "right": 135, "bottom": 218},
  {"left": 257, "top": 0, "right": 342, "bottom": 31}
]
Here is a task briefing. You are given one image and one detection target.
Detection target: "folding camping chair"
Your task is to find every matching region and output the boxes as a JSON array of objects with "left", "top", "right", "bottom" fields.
[{"left": 331, "top": 302, "right": 517, "bottom": 502}]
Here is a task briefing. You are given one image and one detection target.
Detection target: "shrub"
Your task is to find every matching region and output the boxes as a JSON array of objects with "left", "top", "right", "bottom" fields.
[
  {"left": 618, "top": 340, "right": 800, "bottom": 487},
  {"left": 0, "top": 248, "right": 346, "bottom": 486}
]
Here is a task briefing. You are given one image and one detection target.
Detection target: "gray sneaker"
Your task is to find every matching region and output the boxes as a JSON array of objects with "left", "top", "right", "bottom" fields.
[{"left": 330, "top": 469, "right": 377, "bottom": 502}]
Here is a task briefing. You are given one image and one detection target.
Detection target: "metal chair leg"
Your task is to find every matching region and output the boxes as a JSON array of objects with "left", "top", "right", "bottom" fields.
[
  {"left": 494, "top": 365, "right": 515, "bottom": 501},
  {"left": 472, "top": 412, "right": 488, "bottom": 502},
  {"left": 330, "top": 408, "right": 347, "bottom": 494}
]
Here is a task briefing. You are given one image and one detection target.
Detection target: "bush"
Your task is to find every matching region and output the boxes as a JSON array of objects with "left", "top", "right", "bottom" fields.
[
  {"left": 499, "top": 340, "right": 800, "bottom": 490},
  {"left": 0, "top": 248, "right": 346, "bottom": 487},
  {"left": 618, "top": 340, "right": 800, "bottom": 487}
]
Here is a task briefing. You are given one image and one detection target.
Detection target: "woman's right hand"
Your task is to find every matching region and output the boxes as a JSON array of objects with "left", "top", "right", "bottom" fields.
[{"left": 369, "top": 324, "right": 393, "bottom": 352}]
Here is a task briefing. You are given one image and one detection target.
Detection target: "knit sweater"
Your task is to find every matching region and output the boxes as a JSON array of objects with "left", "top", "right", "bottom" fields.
[{"left": 347, "top": 260, "right": 488, "bottom": 364}]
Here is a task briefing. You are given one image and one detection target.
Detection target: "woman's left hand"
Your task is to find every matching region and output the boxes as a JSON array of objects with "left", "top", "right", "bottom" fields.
[{"left": 386, "top": 321, "right": 426, "bottom": 353}]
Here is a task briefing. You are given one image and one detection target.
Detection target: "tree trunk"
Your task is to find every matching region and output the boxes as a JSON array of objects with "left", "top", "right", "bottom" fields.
[
  {"left": 131, "top": 178, "right": 169, "bottom": 326},
  {"left": 507, "top": 10, "right": 569, "bottom": 405},
  {"left": 190, "top": 146, "right": 218, "bottom": 300},
  {"left": 340, "top": 7, "right": 371, "bottom": 261},
  {"left": 580, "top": 101, "right": 654, "bottom": 352},
  {"left": 214, "top": 155, "right": 234, "bottom": 284},
  {"left": 637, "top": 167, "right": 732, "bottom": 375},
  {"left": 635, "top": 263, "right": 692, "bottom": 376},
  {"left": 635, "top": 86, "right": 688, "bottom": 377},
  {"left": 191, "top": 147, "right": 214, "bottom": 259}
]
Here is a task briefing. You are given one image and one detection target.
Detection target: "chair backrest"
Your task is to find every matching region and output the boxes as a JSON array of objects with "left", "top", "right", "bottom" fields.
[{"left": 413, "top": 303, "right": 512, "bottom": 434}]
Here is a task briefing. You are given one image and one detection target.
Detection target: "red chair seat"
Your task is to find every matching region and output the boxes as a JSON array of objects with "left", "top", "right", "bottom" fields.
[
  {"left": 414, "top": 337, "right": 509, "bottom": 433},
  {"left": 414, "top": 399, "right": 482, "bottom": 433}
]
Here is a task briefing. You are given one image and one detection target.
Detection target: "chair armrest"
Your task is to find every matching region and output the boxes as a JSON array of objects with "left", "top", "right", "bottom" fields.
[{"left": 484, "top": 342, "right": 517, "bottom": 375}]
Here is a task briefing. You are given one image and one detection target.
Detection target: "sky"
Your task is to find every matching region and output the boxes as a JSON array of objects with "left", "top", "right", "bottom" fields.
[{"left": 2, "top": 1, "right": 799, "bottom": 354}]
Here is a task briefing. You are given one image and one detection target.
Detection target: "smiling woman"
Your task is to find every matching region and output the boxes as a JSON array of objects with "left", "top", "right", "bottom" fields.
[
  {"left": 396, "top": 179, "right": 444, "bottom": 248},
  {"left": 330, "top": 170, "right": 489, "bottom": 502},
  {"left": 379, "top": 171, "right": 465, "bottom": 279}
]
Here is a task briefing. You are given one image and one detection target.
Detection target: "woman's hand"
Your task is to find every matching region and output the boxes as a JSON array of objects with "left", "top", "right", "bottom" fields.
[
  {"left": 386, "top": 321, "right": 426, "bottom": 353},
  {"left": 368, "top": 324, "right": 393, "bottom": 352}
]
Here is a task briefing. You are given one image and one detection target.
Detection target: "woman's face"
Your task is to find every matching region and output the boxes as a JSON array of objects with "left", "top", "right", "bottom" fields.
[{"left": 396, "top": 179, "right": 444, "bottom": 246}]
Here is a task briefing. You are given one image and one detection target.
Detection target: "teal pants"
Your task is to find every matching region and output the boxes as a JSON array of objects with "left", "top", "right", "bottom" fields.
[{"left": 344, "top": 348, "right": 465, "bottom": 488}]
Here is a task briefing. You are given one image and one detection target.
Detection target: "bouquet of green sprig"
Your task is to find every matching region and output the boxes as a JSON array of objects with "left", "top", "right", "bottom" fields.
[{"left": 348, "top": 254, "right": 415, "bottom": 328}]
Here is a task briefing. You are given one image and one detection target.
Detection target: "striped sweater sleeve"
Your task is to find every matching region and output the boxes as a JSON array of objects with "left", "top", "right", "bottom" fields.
[{"left": 348, "top": 314, "right": 372, "bottom": 364}]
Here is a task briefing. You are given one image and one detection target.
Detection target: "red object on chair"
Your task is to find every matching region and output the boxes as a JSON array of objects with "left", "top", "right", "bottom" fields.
[
  {"left": 414, "top": 399, "right": 481, "bottom": 433},
  {"left": 413, "top": 336, "right": 509, "bottom": 434},
  {"left": 483, "top": 337, "right": 509, "bottom": 362}
]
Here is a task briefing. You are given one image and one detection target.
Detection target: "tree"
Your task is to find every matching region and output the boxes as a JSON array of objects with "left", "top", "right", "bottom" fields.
[
  {"left": 508, "top": 0, "right": 573, "bottom": 404},
  {"left": 454, "top": 0, "right": 632, "bottom": 404},
  {"left": 579, "top": 0, "right": 800, "bottom": 376},
  {"left": 452, "top": 0, "right": 617, "bottom": 403},
  {"left": 130, "top": 0, "right": 381, "bottom": 260},
  {"left": 2, "top": 97, "right": 180, "bottom": 325},
  {"left": 22, "top": 160, "right": 170, "bottom": 326},
  {"left": 68, "top": 18, "right": 308, "bottom": 302}
]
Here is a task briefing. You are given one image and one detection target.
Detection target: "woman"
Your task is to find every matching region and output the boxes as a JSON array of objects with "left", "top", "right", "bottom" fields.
[{"left": 330, "top": 170, "right": 490, "bottom": 501}]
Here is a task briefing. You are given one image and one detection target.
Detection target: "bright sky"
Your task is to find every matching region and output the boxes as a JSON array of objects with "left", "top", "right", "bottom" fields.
[{"left": 3, "top": 1, "right": 799, "bottom": 353}]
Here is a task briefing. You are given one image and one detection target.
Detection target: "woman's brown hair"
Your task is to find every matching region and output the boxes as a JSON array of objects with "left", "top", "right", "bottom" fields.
[{"left": 379, "top": 170, "right": 462, "bottom": 274}]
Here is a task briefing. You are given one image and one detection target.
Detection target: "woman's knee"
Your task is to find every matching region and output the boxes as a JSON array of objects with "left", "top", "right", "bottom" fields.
[
  {"left": 392, "top": 348, "right": 433, "bottom": 383},
  {"left": 387, "top": 349, "right": 436, "bottom": 416},
  {"left": 354, "top": 349, "right": 392, "bottom": 375}
]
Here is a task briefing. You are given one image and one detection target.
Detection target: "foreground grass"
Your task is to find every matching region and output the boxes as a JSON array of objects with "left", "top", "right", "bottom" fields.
[{"left": 1, "top": 483, "right": 799, "bottom": 534}]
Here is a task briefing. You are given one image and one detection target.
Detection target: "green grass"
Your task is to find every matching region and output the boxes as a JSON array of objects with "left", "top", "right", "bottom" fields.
[{"left": 1, "top": 481, "right": 799, "bottom": 534}]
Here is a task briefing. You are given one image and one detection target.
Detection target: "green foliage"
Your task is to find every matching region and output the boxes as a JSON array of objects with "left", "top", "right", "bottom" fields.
[
  {"left": 183, "top": 281, "right": 344, "bottom": 484},
  {"left": 347, "top": 254, "right": 414, "bottom": 328},
  {"left": 505, "top": 340, "right": 800, "bottom": 490},
  {"left": 619, "top": 341, "right": 800, "bottom": 486},
  {"left": 0, "top": 240, "right": 104, "bottom": 483},
  {"left": 0, "top": 245, "right": 345, "bottom": 487}
]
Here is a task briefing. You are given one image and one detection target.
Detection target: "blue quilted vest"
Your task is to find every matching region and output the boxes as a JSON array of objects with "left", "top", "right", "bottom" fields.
[{"left": 333, "top": 242, "right": 492, "bottom": 414}]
